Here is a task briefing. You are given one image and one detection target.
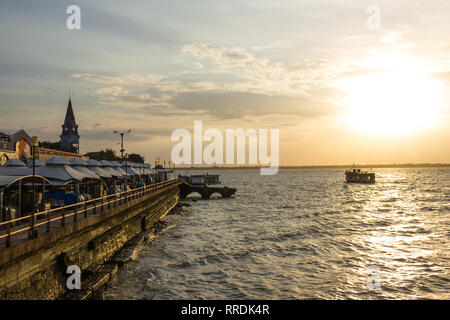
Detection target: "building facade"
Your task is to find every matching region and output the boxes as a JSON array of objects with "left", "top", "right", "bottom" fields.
[{"left": 0, "top": 129, "right": 32, "bottom": 166}]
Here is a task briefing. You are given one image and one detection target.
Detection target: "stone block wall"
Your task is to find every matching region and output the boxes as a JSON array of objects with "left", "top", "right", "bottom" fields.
[{"left": 0, "top": 183, "right": 180, "bottom": 300}]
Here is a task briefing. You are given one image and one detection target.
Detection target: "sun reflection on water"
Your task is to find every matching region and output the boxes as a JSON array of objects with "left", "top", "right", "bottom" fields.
[
  {"left": 101, "top": 168, "right": 449, "bottom": 300},
  {"left": 353, "top": 170, "right": 447, "bottom": 298}
]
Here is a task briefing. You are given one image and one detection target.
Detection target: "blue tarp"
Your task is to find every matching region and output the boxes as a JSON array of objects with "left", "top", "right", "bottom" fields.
[
  {"left": 65, "top": 192, "right": 77, "bottom": 205},
  {"left": 44, "top": 191, "right": 78, "bottom": 205},
  {"left": 44, "top": 191, "right": 65, "bottom": 201}
]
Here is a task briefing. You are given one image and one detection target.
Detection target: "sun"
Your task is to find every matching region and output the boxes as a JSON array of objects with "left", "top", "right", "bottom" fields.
[{"left": 337, "top": 70, "right": 444, "bottom": 136}]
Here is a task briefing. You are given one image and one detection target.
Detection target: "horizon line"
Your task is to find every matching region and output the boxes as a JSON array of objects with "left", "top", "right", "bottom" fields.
[{"left": 172, "top": 163, "right": 450, "bottom": 170}]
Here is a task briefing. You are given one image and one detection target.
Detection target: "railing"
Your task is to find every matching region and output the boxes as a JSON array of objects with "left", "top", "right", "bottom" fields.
[{"left": 0, "top": 179, "right": 181, "bottom": 248}]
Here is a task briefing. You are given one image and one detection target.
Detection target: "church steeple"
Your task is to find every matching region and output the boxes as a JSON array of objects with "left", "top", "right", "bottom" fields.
[
  {"left": 60, "top": 98, "right": 80, "bottom": 153},
  {"left": 63, "top": 98, "right": 78, "bottom": 135}
]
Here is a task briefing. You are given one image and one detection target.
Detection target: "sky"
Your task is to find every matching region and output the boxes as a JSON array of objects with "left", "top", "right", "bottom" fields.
[{"left": 0, "top": 0, "right": 449, "bottom": 165}]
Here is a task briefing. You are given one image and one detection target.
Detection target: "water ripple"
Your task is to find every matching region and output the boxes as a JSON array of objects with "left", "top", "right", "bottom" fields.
[{"left": 101, "top": 168, "right": 450, "bottom": 300}]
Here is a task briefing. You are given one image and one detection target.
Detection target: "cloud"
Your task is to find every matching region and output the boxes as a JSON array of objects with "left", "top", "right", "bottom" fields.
[
  {"left": 73, "top": 42, "right": 345, "bottom": 120},
  {"left": 96, "top": 86, "right": 172, "bottom": 108},
  {"left": 181, "top": 42, "right": 335, "bottom": 96},
  {"left": 97, "top": 86, "right": 129, "bottom": 97},
  {"left": 181, "top": 42, "right": 256, "bottom": 68},
  {"left": 80, "top": 127, "right": 171, "bottom": 143},
  {"left": 73, "top": 73, "right": 180, "bottom": 92},
  {"left": 170, "top": 90, "right": 341, "bottom": 120},
  {"left": 74, "top": 73, "right": 221, "bottom": 94},
  {"left": 379, "top": 31, "right": 404, "bottom": 45},
  {"left": 250, "top": 42, "right": 282, "bottom": 51},
  {"left": 193, "top": 62, "right": 204, "bottom": 70},
  {"left": 434, "top": 71, "right": 450, "bottom": 86},
  {"left": 76, "top": 42, "right": 337, "bottom": 99}
]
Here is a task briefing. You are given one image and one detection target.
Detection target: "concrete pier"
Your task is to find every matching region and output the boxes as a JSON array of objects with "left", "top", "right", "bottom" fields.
[
  {"left": 180, "top": 181, "right": 237, "bottom": 200},
  {"left": 0, "top": 180, "right": 181, "bottom": 300}
]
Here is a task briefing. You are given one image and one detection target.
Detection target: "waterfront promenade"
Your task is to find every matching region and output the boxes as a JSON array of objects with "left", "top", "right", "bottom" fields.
[{"left": 0, "top": 179, "right": 180, "bottom": 250}]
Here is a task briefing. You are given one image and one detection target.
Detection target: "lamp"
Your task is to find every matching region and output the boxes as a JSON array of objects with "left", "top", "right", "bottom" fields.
[
  {"left": 31, "top": 136, "right": 39, "bottom": 148},
  {"left": 113, "top": 129, "right": 131, "bottom": 159}
]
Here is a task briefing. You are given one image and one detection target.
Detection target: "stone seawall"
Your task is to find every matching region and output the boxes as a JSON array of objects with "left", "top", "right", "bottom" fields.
[{"left": 0, "top": 183, "right": 180, "bottom": 300}]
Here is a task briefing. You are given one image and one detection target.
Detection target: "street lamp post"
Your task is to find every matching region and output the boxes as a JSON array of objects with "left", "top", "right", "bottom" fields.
[
  {"left": 168, "top": 161, "right": 171, "bottom": 180},
  {"left": 113, "top": 129, "right": 131, "bottom": 159},
  {"left": 163, "top": 160, "right": 167, "bottom": 181},
  {"left": 29, "top": 136, "right": 39, "bottom": 239},
  {"left": 125, "top": 152, "right": 129, "bottom": 184},
  {"left": 124, "top": 153, "right": 129, "bottom": 201}
]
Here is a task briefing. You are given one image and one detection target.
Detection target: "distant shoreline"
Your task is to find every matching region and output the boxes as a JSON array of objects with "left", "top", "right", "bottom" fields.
[{"left": 174, "top": 163, "right": 450, "bottom": 170}]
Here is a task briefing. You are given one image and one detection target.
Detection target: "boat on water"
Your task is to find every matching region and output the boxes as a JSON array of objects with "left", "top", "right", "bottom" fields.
[{"left": 345, "top": 167, "right": 375, "bottom": 183}]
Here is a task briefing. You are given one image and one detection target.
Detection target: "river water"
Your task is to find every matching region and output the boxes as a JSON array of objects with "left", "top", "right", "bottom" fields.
[{"left": 100, "top": 168, "right": 450, "bottom": 299}]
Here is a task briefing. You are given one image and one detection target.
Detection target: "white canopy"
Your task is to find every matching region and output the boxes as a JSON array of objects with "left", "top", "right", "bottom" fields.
[
  {"left": 32, "top": 159, "right": 46, "bottom": 167},
  {"left": 69, "top": 158, "right": 101, "bottom": 180},
  {"left": 119, "top": 162, "right": 138, "bottom": 176},
  {"left": 130, "top": 163, "right": 144, "bottom": 175},
  {"left": 132, "top": 163, "right": 145, "bottom": 175},
  {"left": 0, "top": 159, "right": 32, "bottom": 176},
  {"left": 110, "top": 161, "right": 127, "bottom": 176},
  {"left": 26, "top": 159, "right": 45, "bottom": 167},
  {"left": 5, "top": 159, "right": 27, "bottom": 167},
  {"left": 99, "top": 160, "right": 123, "bottom": 178},
  {"left": 143, "top": 163, "right": 156, "bottom": 175},
  {"left": 36, "top": 157, "right": 87, "bottom": 182},
  {"left": 87, "top": 159, "right": 113, "bottom": 178}
]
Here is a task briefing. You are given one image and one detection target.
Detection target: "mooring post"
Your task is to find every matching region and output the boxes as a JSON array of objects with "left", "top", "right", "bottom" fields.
[
  {"left": 46, "top": 210, "right": 50, "bottom": 232},
  {"left": 5, "top": 219, "right": 11, "bottom": 248},
  {"left": 28, "top": 215, "right": 33, "bottom": 239},
  {"left": 61, "top": 206, "right": 65, "bottom": 227},
  {"left": 73, "top": 204, "right": 78, "bottom": 223}
]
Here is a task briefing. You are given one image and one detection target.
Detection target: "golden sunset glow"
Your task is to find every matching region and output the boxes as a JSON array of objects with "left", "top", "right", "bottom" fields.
[{"left": 339, "top": 66, "right": 445, "bottom": 136}]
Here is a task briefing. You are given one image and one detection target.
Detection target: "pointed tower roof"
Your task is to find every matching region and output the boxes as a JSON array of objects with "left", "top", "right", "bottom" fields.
[
  {"left": 60, "top": 97, "right": 80, "bottom": 152},
  {"left": 64, "top": 99, "right": 76, "bottom": 128},
  {"left": 61, "top": 98, "right": 79, "bottom": 136}
]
